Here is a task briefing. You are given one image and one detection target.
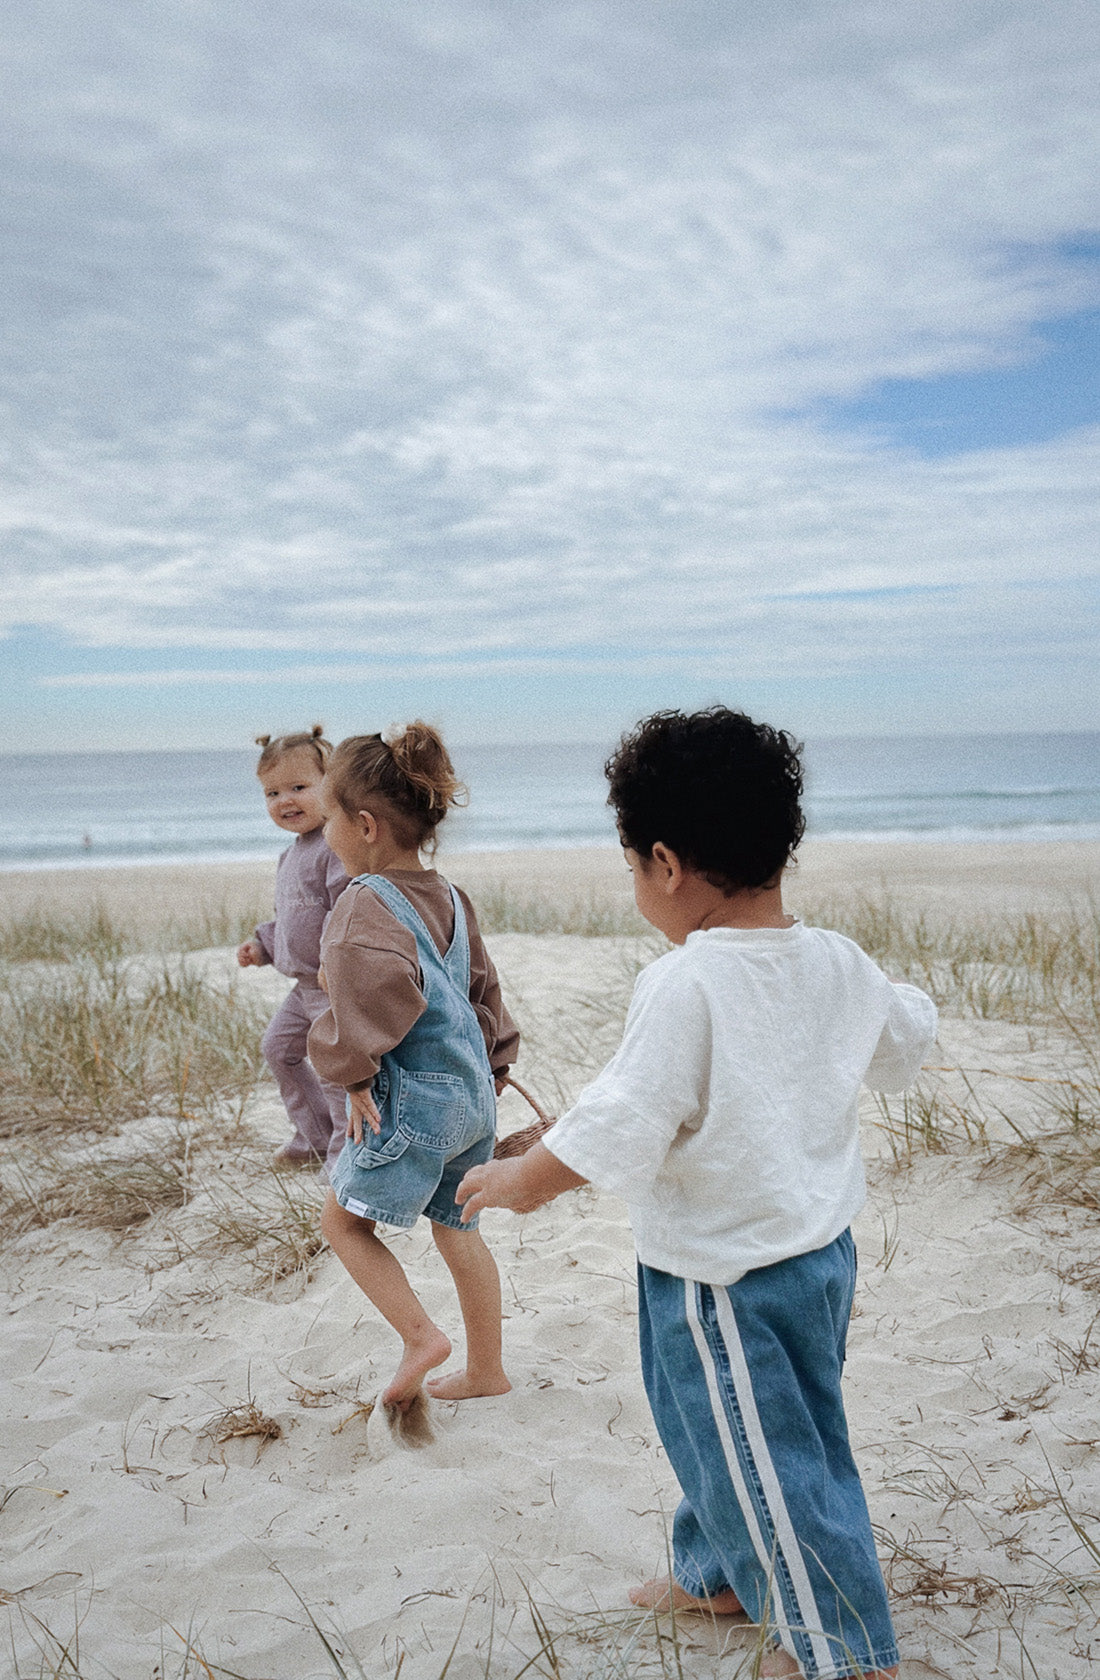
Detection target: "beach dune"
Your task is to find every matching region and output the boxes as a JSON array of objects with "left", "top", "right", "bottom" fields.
[{"left": 1, "top": 842, "right": 1098, "bottom": 1678}]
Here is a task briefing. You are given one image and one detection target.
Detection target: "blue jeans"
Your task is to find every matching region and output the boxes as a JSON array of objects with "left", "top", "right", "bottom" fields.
[{"left": 638, "top": 1232, "right": 897, "bottom": 1679}]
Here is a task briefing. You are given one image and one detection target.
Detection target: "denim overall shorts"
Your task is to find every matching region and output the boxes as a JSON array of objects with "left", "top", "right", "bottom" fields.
[{"left": 328, "top": 874, "right": 497, "bottom": 1231}]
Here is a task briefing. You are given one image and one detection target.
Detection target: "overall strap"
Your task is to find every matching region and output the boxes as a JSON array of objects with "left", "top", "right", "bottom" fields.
[
  {"left": 443, "top": 883, "right": 471, "bottom": 996},
  {"left": 353, "top": 873, "right": 463, "bottom": 981}
]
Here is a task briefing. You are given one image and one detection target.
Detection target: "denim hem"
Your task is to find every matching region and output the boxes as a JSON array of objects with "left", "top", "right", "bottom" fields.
[
  {"left": 798, "top": 1648, "right": 899, "bottom": 1680},
  {"left": 424, "top": 1204, "right": 480, "bottom": 1230},
  {"left": 333, "top": 1189, "right": 418, "bottom": 1229},
  {"left": 673, "top": 1565, "right": 731, "bottom": 1601}
]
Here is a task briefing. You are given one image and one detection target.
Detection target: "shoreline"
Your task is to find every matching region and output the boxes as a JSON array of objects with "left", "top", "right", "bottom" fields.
[{"left": 0, "top": 836, "right": 1097, "bottom": 926}]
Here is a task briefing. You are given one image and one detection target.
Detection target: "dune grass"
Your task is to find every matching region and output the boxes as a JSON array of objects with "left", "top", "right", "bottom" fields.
[
  {"left": 3, "top": 888, "right": 1100, "bottom": 1676},
  {"left": 0, "top": 895, "right": 273, "bottom": 966},
  {"left": 0, "top": 955, "right": 268, "bottom": 1137},
  {"left": 472, "top": 879, "right": 648, "bottom": 939},
  {"left": 796, "top": 894, "right": 1100, "bottom": 1023}
]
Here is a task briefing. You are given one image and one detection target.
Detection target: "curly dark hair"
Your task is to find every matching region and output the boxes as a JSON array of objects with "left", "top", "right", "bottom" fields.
[{"left": 605, "top": 707, "right": 806, "bottom": 893}]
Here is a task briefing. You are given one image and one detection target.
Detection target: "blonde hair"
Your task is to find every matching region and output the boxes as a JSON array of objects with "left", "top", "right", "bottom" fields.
[
  {"left": 254, "top": 724, "right": 332, "bottom": 776},
  {"left": 327, "top": 723, "right": 466, "bottom": 855}
]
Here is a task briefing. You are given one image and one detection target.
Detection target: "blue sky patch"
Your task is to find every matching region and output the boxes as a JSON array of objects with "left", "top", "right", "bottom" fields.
[{"left": 824, "top": 306, "right": 1100, "bottom": 458}]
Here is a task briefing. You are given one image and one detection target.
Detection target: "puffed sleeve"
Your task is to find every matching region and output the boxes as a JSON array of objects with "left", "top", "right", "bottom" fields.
[{"left": 864, "top": 982, "right": 937, "bottom": 1092}]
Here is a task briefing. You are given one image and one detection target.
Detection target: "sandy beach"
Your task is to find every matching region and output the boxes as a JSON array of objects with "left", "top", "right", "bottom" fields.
[{"left": 2, "top": 841, "right": 1099, "bottom": 1678}]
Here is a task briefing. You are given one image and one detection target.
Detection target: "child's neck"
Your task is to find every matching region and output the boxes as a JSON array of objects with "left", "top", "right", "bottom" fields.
[
  {"left": 697, "top": 882, "right": 792, "bottom": 932},
  {"left": 360, "top": 843, "right": 427, "bottom": 875}
]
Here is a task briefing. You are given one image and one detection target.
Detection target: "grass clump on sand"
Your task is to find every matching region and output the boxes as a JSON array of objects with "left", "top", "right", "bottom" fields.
[
  {"left": 0, "top": 957, "right": 269, "bottom": 1137},
  {"left": 0, "top": 895, "right": 273, "bottom": 966},
  {"left": 473, "top": 879, "right": 648, "bottom": 938},
  {"left": 201, "top": 1165, "right": 328, "bottom": 1287},
  {"left": 1, "top": 1131, "right": 193, "bottom": 1238},
  {"left": 798, "top": 895, "right": 1100, "bottom": 1023}
]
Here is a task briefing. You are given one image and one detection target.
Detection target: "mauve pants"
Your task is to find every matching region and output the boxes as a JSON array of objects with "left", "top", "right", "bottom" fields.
[{"left": 261, "top": 981, "right": 347, "bottom": 1172}]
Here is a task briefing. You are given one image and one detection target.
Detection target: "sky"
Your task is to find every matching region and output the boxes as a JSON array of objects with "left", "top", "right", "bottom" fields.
[{"left": 2, "top": 0, "right": 1099, "bottom": 751}]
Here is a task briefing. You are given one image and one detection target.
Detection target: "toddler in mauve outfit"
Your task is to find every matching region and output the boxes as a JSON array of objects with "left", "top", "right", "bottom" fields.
[{"left": 237, "top": 726, "right": 350, "bottom": 1173}]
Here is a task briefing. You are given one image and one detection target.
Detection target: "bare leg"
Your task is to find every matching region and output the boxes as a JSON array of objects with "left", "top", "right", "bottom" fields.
[
  {"left": 320, "top": 1190, "right": 450, "bottom": 1409},
  {"left": 425, "top": 1223, "right": 511, "bottom": 1400},
  {"left": 629, "top": 1578, "right": 744, "bottom": 1615}
]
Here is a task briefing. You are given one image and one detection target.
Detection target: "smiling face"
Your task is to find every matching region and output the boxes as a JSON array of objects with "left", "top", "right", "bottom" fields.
[{"left": 259, "top": 746, "right": 326, "bottom": 835}]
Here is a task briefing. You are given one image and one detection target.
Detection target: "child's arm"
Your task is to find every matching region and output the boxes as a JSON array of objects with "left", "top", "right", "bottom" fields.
[
  {"left": 462, "top": 956, "right": 703, "bottom": 1219},
  {"left": 307, "top": 887, "right": 427, "bottom": 1134},
  {"left": 457, "top": 1143, "right": 586, "bottom": 1221},
  {"left": 247, "top": 919, "right": 276, "bottom": 966},
  {"left": 865, "top": 978, "right": 937, "bottom": 1091}
]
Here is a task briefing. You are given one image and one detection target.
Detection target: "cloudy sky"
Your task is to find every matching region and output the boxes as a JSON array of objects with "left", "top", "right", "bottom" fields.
[{"left": 3, "top": 0, "right": 1099, "bottom": 750}]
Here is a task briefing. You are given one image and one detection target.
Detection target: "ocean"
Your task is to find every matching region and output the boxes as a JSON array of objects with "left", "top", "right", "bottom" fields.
[{"left": 2, "top": 733, "right": 1100, "bottom": 873}]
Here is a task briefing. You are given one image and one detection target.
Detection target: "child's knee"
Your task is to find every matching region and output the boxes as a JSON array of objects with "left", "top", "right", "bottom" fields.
[
  {"left": 321, "top": 1190, "right": 366, "bottom": 1245},
  {"left": 431, "top": 1220, "right": 475, "bottom": 1254},
  {"left": 261, "top": 1019, "right": 304, "bottom": 1067}
]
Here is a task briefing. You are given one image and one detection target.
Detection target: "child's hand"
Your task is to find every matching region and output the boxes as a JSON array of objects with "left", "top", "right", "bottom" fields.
[
  {"left": 347, "top": 1085, "right": 382, "bottom": 1143},
  {"left": 457, "top": 1144, "right": 586, "bottom": 1221},
  {"left": 456, "top": 1159, "right": 534, "bottom": 1219},
  {"left": 236, "top": 938, "right": 263, "bottom": 967}
]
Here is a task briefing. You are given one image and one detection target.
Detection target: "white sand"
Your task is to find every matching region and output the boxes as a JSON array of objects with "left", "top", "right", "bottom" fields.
[{"left": 2, "top": 845, "right": 1099, "bottom": 1677}]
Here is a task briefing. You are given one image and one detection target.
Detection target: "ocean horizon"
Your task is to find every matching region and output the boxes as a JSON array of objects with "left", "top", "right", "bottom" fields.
[{"left": 3, "top": 732, "right": 1100, "bottom": 873}]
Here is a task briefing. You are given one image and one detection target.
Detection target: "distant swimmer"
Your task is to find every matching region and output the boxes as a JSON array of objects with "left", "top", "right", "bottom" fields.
[{"left": 81, "top": 833, "right": 92, "bottom": 850}]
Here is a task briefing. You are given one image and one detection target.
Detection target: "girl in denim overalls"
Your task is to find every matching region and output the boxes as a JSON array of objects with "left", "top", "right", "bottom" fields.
[{"left": 308, "top": 725, "right": 519, "bottom": 1417}]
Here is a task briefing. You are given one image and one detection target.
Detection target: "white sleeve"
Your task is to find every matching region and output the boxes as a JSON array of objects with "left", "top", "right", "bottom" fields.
[
  {"left": 864, "top": 982, "right": 937, "bottom": 1092},
  {"left": 544, "top": 958, "right": 711, "bottom": 1200}
]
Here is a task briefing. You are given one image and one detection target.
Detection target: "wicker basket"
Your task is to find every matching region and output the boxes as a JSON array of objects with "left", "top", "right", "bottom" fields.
[{"left": 493, "top": 1075, "right": 556, "bottom": 1159}]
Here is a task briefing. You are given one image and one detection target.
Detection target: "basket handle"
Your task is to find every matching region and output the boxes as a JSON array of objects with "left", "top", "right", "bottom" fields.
[{"left": 499, "top": 1073, "right": 554, "bottom": 1126}]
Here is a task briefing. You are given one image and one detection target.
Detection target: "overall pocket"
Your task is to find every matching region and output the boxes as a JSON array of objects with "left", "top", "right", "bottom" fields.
[
  {"left": 351, "top": 1124, "right": 410, "bottom": 1172},
  {"left": 395, "top": 1069, "right": 467, "bottom": 1151}
]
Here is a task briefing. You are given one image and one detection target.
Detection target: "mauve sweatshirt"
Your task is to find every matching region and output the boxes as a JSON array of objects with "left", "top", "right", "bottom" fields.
[{"left": 255, "top": 827, "right": 351, "bottom": 982}]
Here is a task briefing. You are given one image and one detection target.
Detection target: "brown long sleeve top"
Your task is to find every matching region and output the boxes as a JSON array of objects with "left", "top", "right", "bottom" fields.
[{"left": 307, "top": 869, "right": 520, "bottom": 1092}]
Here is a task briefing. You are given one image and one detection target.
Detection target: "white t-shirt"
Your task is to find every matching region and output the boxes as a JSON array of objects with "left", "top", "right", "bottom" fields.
[{"left": 545, "top": 922, "right": 937, "bottom": 1285}]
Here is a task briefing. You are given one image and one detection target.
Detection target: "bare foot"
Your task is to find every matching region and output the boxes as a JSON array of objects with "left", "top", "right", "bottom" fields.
[
  {"left": 629, "top": 1578, "right": 744, "bottom": 1616},
  {"left": 381, "top": 1327, "right": 451, "bottom": 1410},
  {"left": 384, "top": 1387, "right": 434, "bottom": 1447},
  {"left": 426, "top": 1367, "right": 512, "bottom": 1400}
]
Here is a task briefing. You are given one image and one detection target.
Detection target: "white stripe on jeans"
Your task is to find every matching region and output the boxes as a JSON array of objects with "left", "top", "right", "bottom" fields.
[{"left": 685, "top": 1278, "right": 835, "bottom": 1675}]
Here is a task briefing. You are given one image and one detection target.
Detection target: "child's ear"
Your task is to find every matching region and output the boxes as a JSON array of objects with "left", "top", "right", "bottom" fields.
[
  {"left": 650, "top": 842, "right": 683, "bottom": 892},
  {"left": 356, "top": 809, "right": 381, "bottom": 843}
]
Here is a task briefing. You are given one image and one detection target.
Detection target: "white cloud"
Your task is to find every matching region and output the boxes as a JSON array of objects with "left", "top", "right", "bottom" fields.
[{"left": 1, "top": 0, "right": 1099, "bottom": 728}]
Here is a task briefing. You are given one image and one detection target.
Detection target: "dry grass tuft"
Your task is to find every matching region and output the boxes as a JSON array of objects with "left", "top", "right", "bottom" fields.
[
  {"left": 332, "top": 1398, "right": 376, "bottom": 1433},
  {"left": 200, "top": 1165, "right": 327, "bottom": 1288},
  {"left": 0, "top": 1137, "right": 192, "bottom": 1237},
  {"left": 798, "top": 894, "right": 1100, "bottom": 1024},
  {"left": 474, "top": 879, "right": 648, "bottom": 938},
  {"left": 0, "top": 956, "right": 268, "bottom": 1137},
  {"left": 0, "top": 896, "right": 273, "bottom": 967},
  {"left": 208, "top": 1400, "right": 284, "bottom": 1448}
]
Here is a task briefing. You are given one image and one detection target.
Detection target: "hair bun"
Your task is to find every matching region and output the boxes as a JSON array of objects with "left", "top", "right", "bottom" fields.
[
  {"left": 385, "top": 721, "right": 467, "bottom": 813},
  {"left": 310, "top": 723, "right": 325, "bottom": 739}
]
